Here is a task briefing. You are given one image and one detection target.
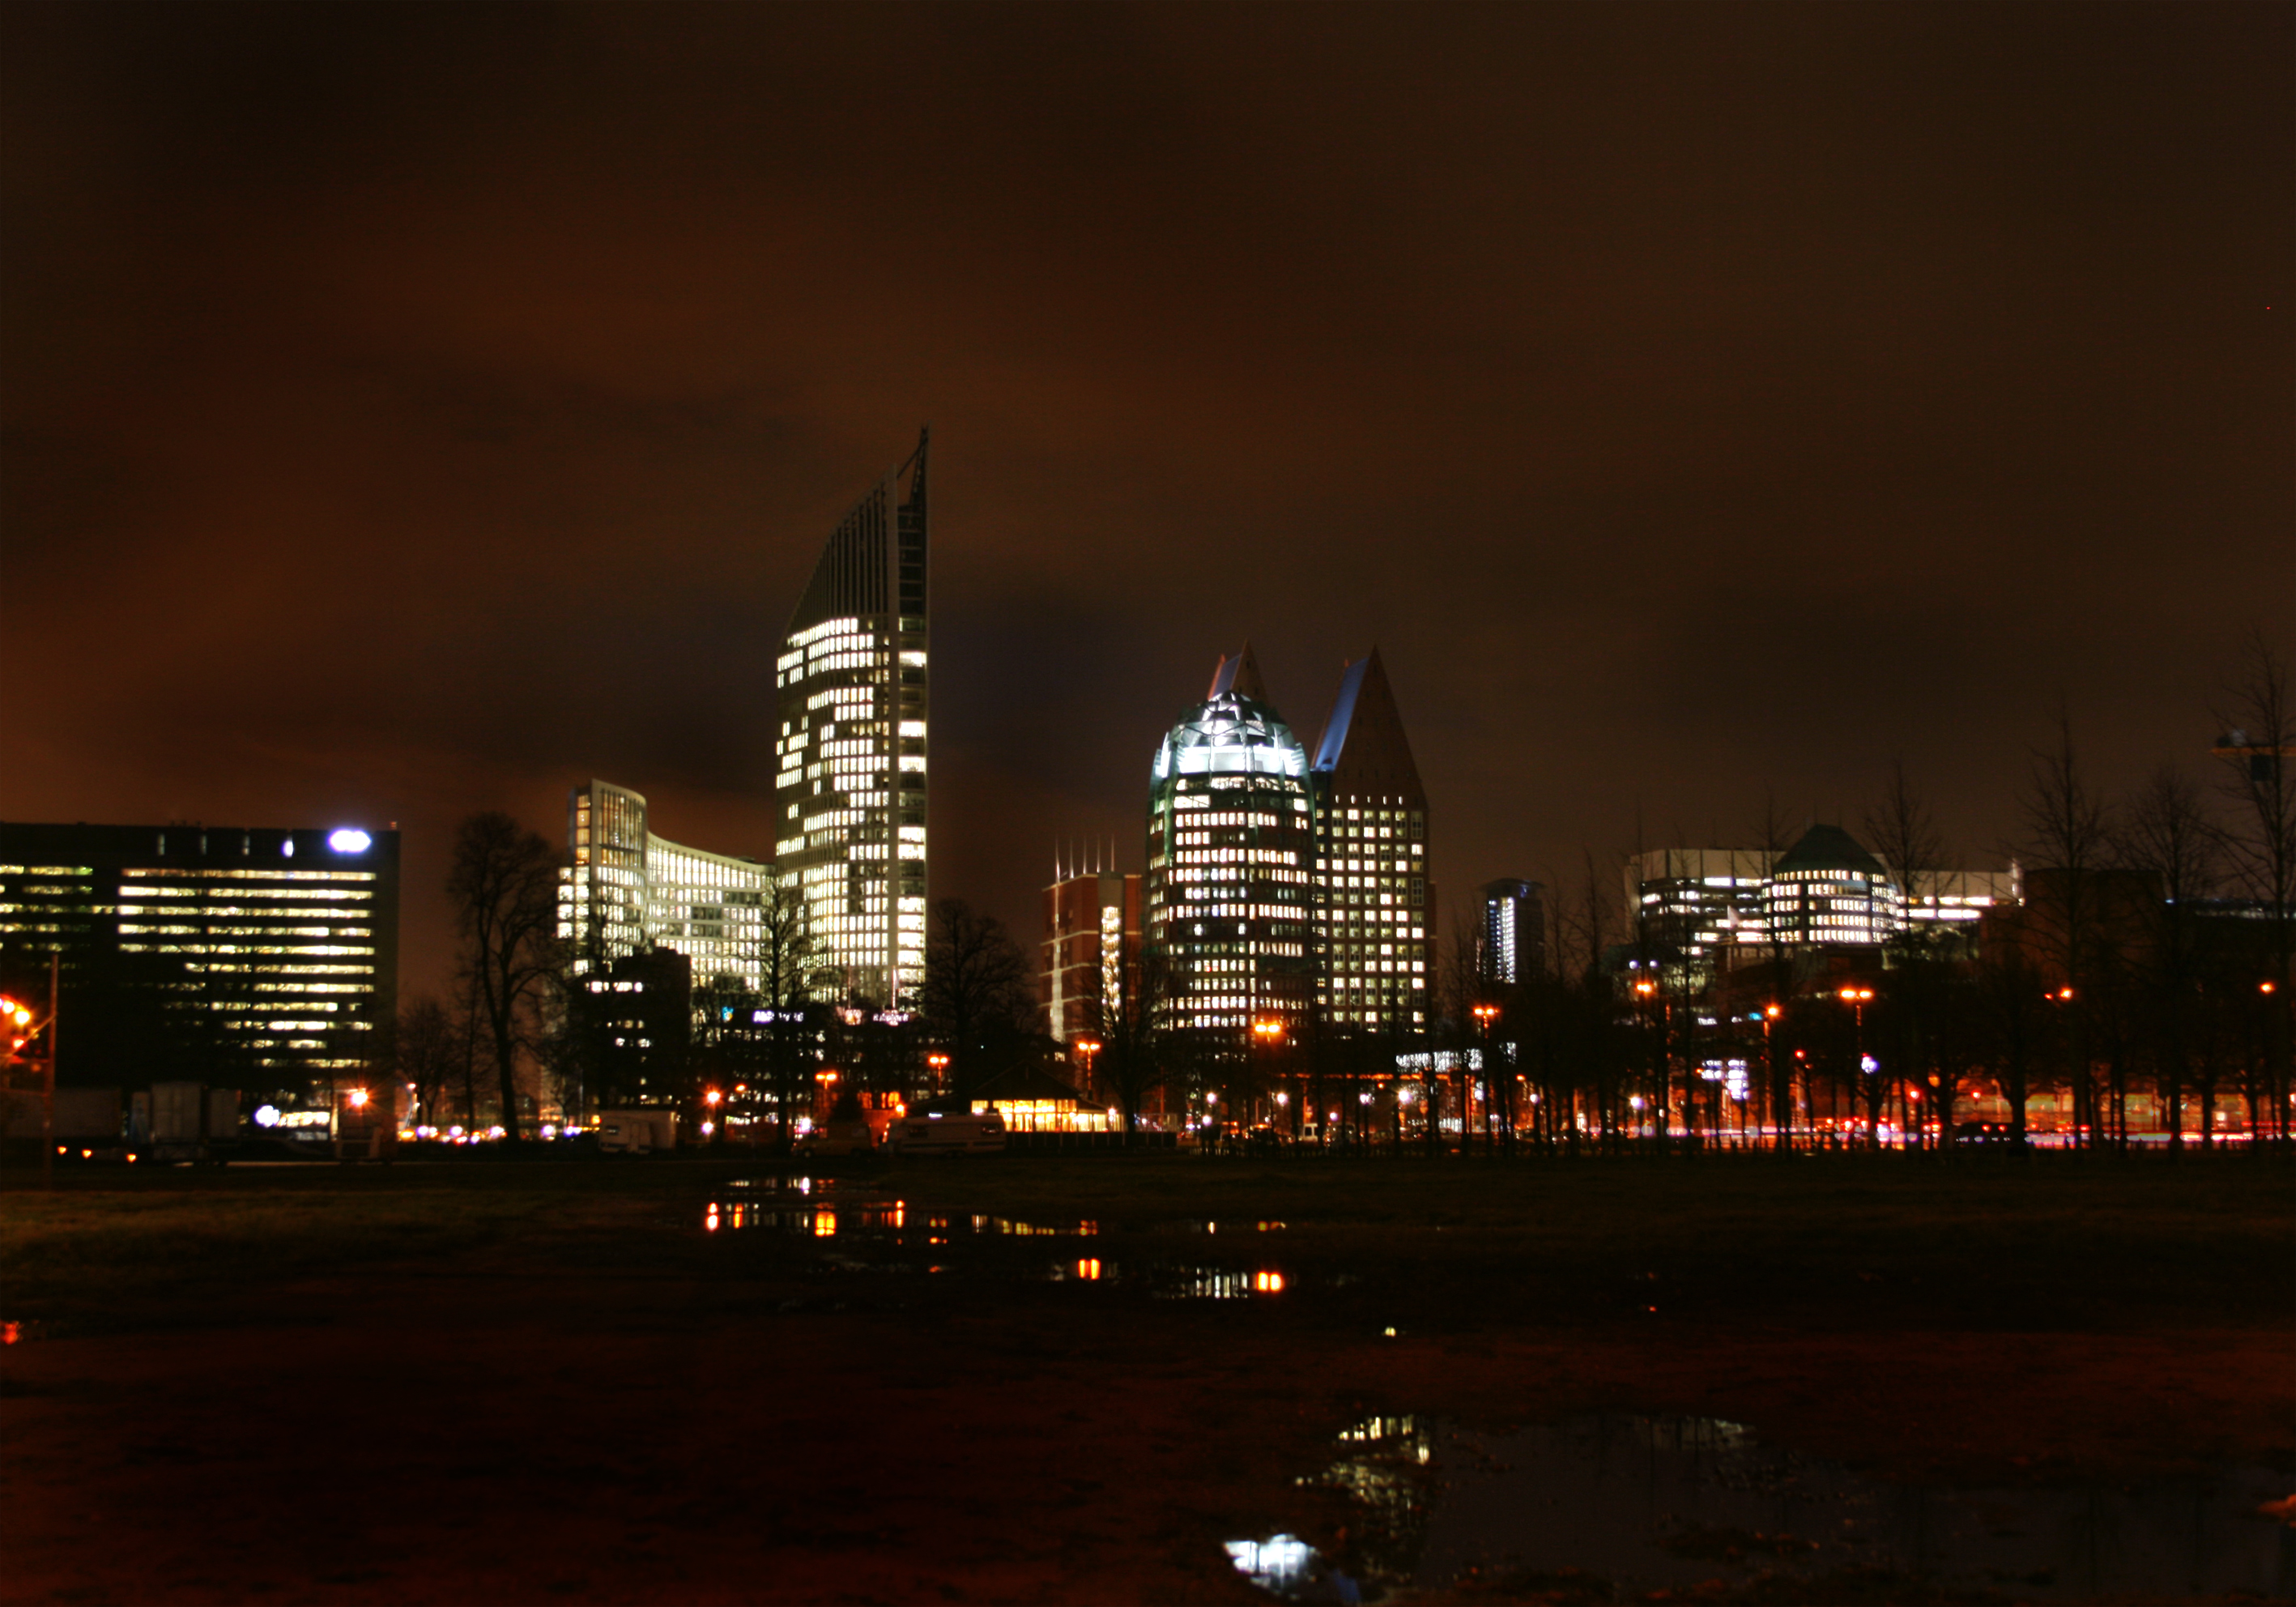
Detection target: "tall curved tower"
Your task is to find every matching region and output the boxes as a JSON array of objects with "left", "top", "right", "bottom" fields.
[
  {"left": 1144, "top": 646, "right": 1318, "bottom": 1032},
  {"left": 773, "top": 430, "right": 930, "bottom": 1011}
]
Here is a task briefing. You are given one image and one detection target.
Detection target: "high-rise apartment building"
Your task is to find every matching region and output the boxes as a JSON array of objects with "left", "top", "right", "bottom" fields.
[
  {"left": 1480, "top": 879, "right": 1545, "bottom": 984},
  {"left": 773, "top": 430, "right": 931, "bottom": 1011},
  {"left": 1308, "top": 650, "right": 1431, "bottom": 1029},
  {"left": 560, "top": 780, "right": 775, "bottom": 993},
  {"left": 0, "top": 821, "right": 399, "bottom": 1090},
  {"left": 1038, "top": 867, "right": 1142, "bottom": 1043},
  {"left": 1144, "top": 648, "right": 1318, "bottom": 1032}
]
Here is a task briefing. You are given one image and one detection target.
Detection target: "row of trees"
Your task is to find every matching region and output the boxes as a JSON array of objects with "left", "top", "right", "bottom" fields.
[
  {"left": 398, "top": 638, "right": 2290, "bottom": 1155},
  {"left": 399, "top": 808, "right": 1054, "bottom": 1144},
  {"left": 1438, "top": 636, "right": 2294, "bottom": 1157}
]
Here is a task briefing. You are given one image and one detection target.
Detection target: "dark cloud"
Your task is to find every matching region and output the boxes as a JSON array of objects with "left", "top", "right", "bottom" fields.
[{"left": 4, "top": 0, "right": 2289, "bottom": 992}]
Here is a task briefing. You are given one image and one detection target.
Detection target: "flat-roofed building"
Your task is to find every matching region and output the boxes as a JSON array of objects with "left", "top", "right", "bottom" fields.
[
  {"left": 1039, "top": 867, "right": 1142, "bottom": 1045},
  {"left": 0, "top": 820, "right": 399, "bottom": 1093},
  {"left": 1480, "top": 878, "right": 1545, "bottom": 984}
]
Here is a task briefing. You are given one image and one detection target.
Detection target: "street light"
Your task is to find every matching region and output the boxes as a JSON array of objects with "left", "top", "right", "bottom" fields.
[
  {"left": 1472, "top": 1003, "right": 1500, "bottom": 1149},
  {"left": 1837, "top": 987, "right": 1876, "bottom": 1149}
]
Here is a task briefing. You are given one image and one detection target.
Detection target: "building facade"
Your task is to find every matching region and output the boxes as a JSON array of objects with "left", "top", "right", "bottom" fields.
[
  {"left": 1626, "top": 848, "right": 1777, "bottom": 979},
  {"left": 1480, "top": 878, "right": 1546, "bottom": 984},
  {"left": 0, "top": 821, "right": 399, "bottom": 1092},
  {"left": 773, "top": 429, "right": 931, "bottom": 1011},
  {"left": 560, "top": 780, "right": 777, "bottom": 994},
  {"left": 1144, "top": 648, "right": 1318, "bottom": 1033},
  {"left": 1308, "top": 649, "right": 1431, "bottom": 1029},
  {"left": 1762, "top": 825, "right": 1906, "bottom": 948},
  {"left": 572, "top": 946, "right": 692, "bottom": 1109},
  {"left": 1039, "top": 867, "right": 1142, "bottom": 1044}
]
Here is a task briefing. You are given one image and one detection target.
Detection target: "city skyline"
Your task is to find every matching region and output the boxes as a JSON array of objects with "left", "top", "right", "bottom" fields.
[{"left": 2, "top": 3, "right": 2287, "bottom": 1000}]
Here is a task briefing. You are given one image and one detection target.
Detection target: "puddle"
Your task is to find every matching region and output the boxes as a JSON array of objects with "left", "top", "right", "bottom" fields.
[
  {"left": 704, "top": 1199, "right": 1095, "bottom": 1239},
  {"left": 705, "top": 1196, "right": 1297, "bottom": 1301},
  {"left": 1230, "top": 1413, "right": 2294, "bottom": 1601}
]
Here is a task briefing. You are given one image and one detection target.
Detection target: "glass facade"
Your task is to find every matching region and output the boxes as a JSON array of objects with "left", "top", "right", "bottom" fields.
[
  {"left": 560, "top": 780, "right": 777, "bottom": 992},
  {"left": 773, "top": 431, "right": 929, "bottom": 1011},
  {"left": 1480, "top": 878, "right": 1544, "bottom": 984},
  {"left": 0, "top": 821, "right": 399, "bottom": 1088},
  {"left": 1144, "top": 663, "right": 1318, "bottom": 1032}
]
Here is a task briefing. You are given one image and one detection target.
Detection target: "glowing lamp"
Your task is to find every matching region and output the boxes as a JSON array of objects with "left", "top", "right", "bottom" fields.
[{"left": 327, "top": 828, "right": 373, "bottom": 855}]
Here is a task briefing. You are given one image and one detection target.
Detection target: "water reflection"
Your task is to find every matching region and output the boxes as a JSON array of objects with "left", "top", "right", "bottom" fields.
[
  {"left": 1230, "top": 1413, "right": 2293, "bottom": 1602},
  {"left": 702, "top": 1195, "right": 1296, "bottom": 1302},
  {"left": 1225, "top": 1535, "right": 1363, "bottom": 1604}
]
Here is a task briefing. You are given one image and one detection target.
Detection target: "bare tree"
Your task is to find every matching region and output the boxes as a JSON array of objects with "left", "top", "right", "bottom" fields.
[
  {"left": 395, "top": 994, "right": 460, "bottom": 1135},
  {"left": 2016, "top": 706, "right": 2113, "bottom": 1148},
  {"left": 447, "top": 811, "right": 561, "bottom": 1145},
  {"left": 922, "top": 898, "right": 1030, "bottom": 1103},
  {"left": 1863, "top": 763, "right": 1952, "bottom": 1150},
  {"left": 748, "top": 872, "right": 828, "bottom": 1146},
  {"left": 2212, "top": 630, "right": 2296, "bottom": 1143},
  {"left": 1094, "top": 942, "right": 1175, "bottom": 1141},
  {"left": 2116, "top": 765, "right": 2219, "bottom": 1150}
]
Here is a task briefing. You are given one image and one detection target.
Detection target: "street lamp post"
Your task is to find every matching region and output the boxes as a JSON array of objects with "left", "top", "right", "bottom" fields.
[
  {"left": 1762, "top": 1004, "right": 1787, "bottom": 1153},
  {"left": 1250, "top": 1018, "right": 1285, "bottom": 1143},
  {"left": 1472, "top": 1003, "right": 1499, "bottom": 1154},
  {"left": 1838, "top": 986, "right": 1875, "bottom": 1149},
  {"left": 1634, "top": 978, "right": 1660, "bottom": 1149}
]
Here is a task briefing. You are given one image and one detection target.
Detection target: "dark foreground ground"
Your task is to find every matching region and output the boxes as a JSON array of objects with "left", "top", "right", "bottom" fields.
[{"left": 2, "top": 1151, "right": 2290, "bottom": 1605}]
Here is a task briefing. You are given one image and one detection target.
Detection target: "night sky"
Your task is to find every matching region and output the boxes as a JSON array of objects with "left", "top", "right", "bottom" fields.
[{"left": 5, "top": 2, "right": 2289, "bottom": 1000}]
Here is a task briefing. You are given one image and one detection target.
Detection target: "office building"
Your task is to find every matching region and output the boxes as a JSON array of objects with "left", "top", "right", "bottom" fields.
[
  {"left": 1626, "top": 848, "right": 1777, "bottom": 980},
  {"left": 572, "top": 946, "right": 692, "bottom": 1108},
  {"left": 1480, "top": 878, "right": 1545, "bottom": 984},
  {"left": 1627, "top": 834, "right": 2018, "bottom": 982},
  {"left": 1762, "top": 825, "right": 1906, "bottom": 948},
  {"left": 1040, "top": 864, "right": 1142, "bottom": 1044},
  {"left": 0, "top": 820, "right": 399, "bottom": 1091},
  {"left": 560, "top": 780, "right": 776, "bottom": 994},
  {"left": 1144, "top": 647, "right": 1318, "bottom": 1032},
  {"left": 1308, "top": 649, "right": 1431, "bottom": 1029},
  {"left": 773, "top": 429, "right": 931, "bottom": 1011}
]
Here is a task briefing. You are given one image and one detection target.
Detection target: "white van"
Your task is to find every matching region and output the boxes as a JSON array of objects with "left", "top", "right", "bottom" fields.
[
  {"left": 887, "top": 1110, "right": 1007, "bottom": 1155},
  {"left": 597, "top": 1109, "right": 678, "bottom": 1154}
]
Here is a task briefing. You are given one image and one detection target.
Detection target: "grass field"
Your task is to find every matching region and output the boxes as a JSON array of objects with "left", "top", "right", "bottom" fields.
[{"left": 2, "top": 1151, "right": 2289, "bottom": 1602}]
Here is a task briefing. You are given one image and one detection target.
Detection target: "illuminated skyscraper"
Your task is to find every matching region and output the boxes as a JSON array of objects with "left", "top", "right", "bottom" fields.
[
  {"left": 773, "top": 431, "right": 931, "bottom": 1010},
  {"left": 1480, "top": 879, "right": 1545, "bottom": 984},
  {"left": 1144, "top": 647, "right": 1318, "bottom": 1032},
  {"left": 1307, "top": 649, "right": 1431, "bottom": 1029}
]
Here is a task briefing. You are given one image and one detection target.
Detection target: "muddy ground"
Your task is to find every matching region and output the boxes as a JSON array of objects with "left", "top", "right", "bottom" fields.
[{"left": 1, "top": 1152, "right": 2289, "bottom": 1604}]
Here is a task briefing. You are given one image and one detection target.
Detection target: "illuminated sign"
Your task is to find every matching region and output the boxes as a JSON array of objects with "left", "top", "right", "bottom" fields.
[{"left": 327, "top": 829, "right": 373, "bottom": 855}]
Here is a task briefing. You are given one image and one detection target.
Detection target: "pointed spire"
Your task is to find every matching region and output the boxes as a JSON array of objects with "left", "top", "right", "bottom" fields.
[
  {"left": 1311, "top": 647, "right": 1425, "bottom": 801},
  {"left": 1208, "top": 642, "right": 1268, "bottom": 703}
]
